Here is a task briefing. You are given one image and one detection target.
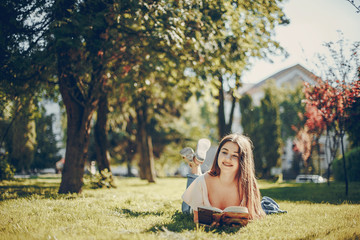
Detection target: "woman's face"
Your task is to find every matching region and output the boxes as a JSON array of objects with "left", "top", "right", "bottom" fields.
[{"left": 217, "top": 141, "right": 240, "bottom": 175}]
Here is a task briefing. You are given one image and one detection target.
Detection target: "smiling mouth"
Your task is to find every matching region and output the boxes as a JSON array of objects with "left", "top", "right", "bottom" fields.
[{"left": 222, "top": 162, "right": 233, "bottom": 167}]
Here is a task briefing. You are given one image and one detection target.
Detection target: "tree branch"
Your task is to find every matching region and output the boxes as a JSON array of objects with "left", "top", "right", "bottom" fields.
[{"left": 346, "top": 0, "right": 360, "bottom": 13}]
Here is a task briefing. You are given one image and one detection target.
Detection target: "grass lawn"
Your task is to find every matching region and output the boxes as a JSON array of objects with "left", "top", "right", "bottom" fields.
[{"left": 1, "top": 175, "right": 360, "bottom": 240}]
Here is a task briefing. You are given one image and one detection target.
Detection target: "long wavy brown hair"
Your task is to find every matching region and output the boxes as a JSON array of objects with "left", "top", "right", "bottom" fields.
[{"left": 209, "top": 133, "right": 265, "bottom": 220}]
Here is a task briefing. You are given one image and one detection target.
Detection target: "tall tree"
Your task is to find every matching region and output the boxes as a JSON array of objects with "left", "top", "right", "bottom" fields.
[
  {"left": 300, "top": 104, "right": 326, "bottom": 175},
  {"left": 292, "top": 125, "right": 314, "bottom": 173},
  {"left": 103, "top": 0, "right": 209, "bottom": 182},
  {"left": 307, "top": 35, "right": 359, "bottom": 195},
  {"left": 345, "top": 94, "right": 360, "bottom": 147},
  {"left": 0, "top": 0, "right": 289, "bottom": 189},
  {"left": 0, "top": 0, "right": 52, "bottom": 168},
  {"left": 304, "top": 77, "right": 359, "bottom": 193},
  {"left": 345, "top": 65, "right": 360, "bottom": 148},
  {"left": 190, "top": 1, "right": 288, "bottom": 139},
  {"left": 278, "top": 85, "right": 320, "bottom": 174},
  {"left": 279, "top": 85, "right": 306, "bottom": 140},
  {"left": 260, "top": 87, "right": 282, "bottom": 178},
  {"left": 9, "top": 97, "right": 37, "bottom": 173},
  {"left": 33, "top": 107, "right": 62, "bottom": 170},
  {"left": 239, "top": 94, "right": 263, "bottom": 176},
  {"left": 52, "top": 0, "right": 115, "bottom": 193},
  {"left": 94, "top": 94, "right": 112, "bottom": 181}
]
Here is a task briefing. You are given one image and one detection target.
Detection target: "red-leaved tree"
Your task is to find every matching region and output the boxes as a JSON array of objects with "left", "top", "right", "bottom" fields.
[
  {"left": 301, "top": 35, "right": 359, "bottom": 195},
  {"left": 292, "top": 124, "right": 313, "bottom": 172},
  {"left": 292, "top": 104, "right": 326, "bottom": 175},
  {"left": 303, "top": 81, "right": 339, "bottom": 185},
  {"left": 304, "top": 77, "right": 359, "bottom": 194},
  {"left": 304, "top": 104, "right": 327, "bottom": 176}
]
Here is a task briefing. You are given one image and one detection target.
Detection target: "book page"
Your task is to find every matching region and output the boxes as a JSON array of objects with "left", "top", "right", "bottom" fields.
[
  {"left": 198, "top": 206, "right": 223, "bottom": 213},
  {"left": 223, "top": 206, "right": 248, "bottom": 213}
]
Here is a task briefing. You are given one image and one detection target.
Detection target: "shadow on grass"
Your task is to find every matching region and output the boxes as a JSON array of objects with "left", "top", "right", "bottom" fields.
[
  {"left": 0, "top": 185, "right": 60, "bottom": 201},
  {"left": 113, "top": 207, "right": 164, "bottom": 217},
  {"left": 0, "top": 176, "right": 84, "bottom": 201},
  {"left": 148, "top": 211, "right": 242, "bottom": 234},
  {"left": 260, "top": 182, "right": 360, "bottom": 204}
]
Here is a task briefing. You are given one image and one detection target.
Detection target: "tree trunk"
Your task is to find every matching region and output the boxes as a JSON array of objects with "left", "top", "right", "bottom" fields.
[
  {"left": 125, "top": 151, "right": 134, "bottom": 177},
  {"left": 54, "top": 0, "right": 107, "bottom": 193},
  {"left": 58, "top": 80, "right": 96, "bottom": 193},
  {"left": 315, "top": 137, "right": 321, "bottom": 176},
  {"left": 94, "top": 93, "right": 115, "bottom": 186},
  {"left": 136, "top": 104, "right": 156, "bottom": 183},
  {"left": 340, "top": 133, "right": 348, "bottom": 196},
  {"left": 57, "top": 51, "right": 97, "bottom": 193},
  {"left": 145, "top": 135, "right": 156, "bottom": 182},
  {"left": 137, "top": 110, "right": 146, "bottom": 180},
  {"left": 94, "top": 94, "right": 111, "bottom": 173},
  {"left": 125, "top": 116, "right": 137, "bottom": 177},
  {"left": 218, "top": 76, "right": 237, "bottom": 139},
  {"left": 325, "top": 130, "right": 331, "bottom": 186},
  {"left": 218, "top": 76, "right": 226, "bottom": 139},
  {"left": 327, "top": 163, "right": 331, "bottom": 186},
  {"left": 227, "top": 92, "right": 236, "bottom": 134}
]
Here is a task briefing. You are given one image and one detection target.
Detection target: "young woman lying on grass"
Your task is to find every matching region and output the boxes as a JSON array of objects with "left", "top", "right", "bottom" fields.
[{"left": 181, "top": 133, "right": 266, "bottom": 223}]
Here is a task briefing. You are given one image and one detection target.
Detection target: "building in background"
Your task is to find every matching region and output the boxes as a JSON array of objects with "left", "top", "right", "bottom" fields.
[{"left": 227, "top": 64, "right": 330, "bottom": 176}]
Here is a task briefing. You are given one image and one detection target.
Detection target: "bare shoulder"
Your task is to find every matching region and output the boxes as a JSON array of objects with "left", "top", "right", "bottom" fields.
[
  {"left": 204, "top": 172, "right": 217, "bottom": 186},
  {"left": 204, "top": 172, "right": 211, "bottom": 181}
]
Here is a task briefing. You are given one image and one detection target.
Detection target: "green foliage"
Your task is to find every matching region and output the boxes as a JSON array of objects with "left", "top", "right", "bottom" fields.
[
  {"left": 0, "top": 155, "right": 15, "bottom": 181},
  {"left": 85, "top": 169, "right": 115, "bottom": 189},
  {"left": 0, "top": 118, "right": 11, "bottom": 152},
  {"left": 0, "top": 0, "right": 53, "bottom": 105},
  {"left": 345, "top": 96, "right": 360, "bottom": 147},
  {"left": 32, "top": 108, "right": 62, "bottom": 170},
  {"left": 172, "top": 94, "right": 218, "bottom": 143},
  {"left": 333, "top": 147, "right": 360, "bottom": 182},
  {"left": 239, "top": 94, "right": 263, "bottom": 177},
  {"left": 1, "top": 0, "right": 290, "bottom": 188},
  {"left": 189, "top": 0, "right": 288, "bottom": 138},
  {"left": 152, "top": 93, "right": 218, "bottom": 176},
  {"left": 278, "top": 84, "right": 307, "bottom": 175},
  {"left": 9, "top": 98, "right": 37, "bottom": 173},
  {"left": 261, "top": 87, "right": 282, "bottom": 177},
  {"left": 155, "top": 142, "right": 183, "bottom": 177},
  {"left": 1, "top": 101, "right": 61, "bottom": 173},
  {"left": 1, "top": 0, "right": 57, "bottom": 174},
  {"left": 290, "top": 152, "right": 302, "bottom": 177},
  {"left": 279, "top": 84, "right": 306, "bottom": 140},
  {"left": 240, "top": 84, "right": 300, "bottom": 178}
]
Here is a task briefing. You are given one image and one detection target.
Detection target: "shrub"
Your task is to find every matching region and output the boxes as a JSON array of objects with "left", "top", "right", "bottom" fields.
[
  {"left": 333, "top": 147, "right": 360, "bottom": 182},
  {"left": 85, "top": 169, "right": 115, "bottom": 189},
  {"left": 0, "top": 154, "right": 15, "bottom": 181}
]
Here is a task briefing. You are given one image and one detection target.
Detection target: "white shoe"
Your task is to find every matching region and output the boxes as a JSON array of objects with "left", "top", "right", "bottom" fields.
[
  {"left": 194, "top": 138, "right": 211, "bottom": 163},
  {"left": 180, "top": 147, "right": 195, "bottom": 162}
]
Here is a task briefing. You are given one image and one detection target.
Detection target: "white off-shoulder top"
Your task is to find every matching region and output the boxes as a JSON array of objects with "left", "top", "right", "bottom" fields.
[{"left": 181, "top": 174, "right": 211, "bottom": 211}]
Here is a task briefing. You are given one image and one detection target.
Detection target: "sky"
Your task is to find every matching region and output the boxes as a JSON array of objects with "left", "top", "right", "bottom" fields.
[{"left": 242, "top": 0, "right": 360, "bottom": 84}]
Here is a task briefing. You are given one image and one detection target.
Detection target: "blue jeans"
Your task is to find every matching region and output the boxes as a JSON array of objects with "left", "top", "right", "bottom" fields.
[{"left": 181, "top": 173, "right": 199, "bottom": 214}]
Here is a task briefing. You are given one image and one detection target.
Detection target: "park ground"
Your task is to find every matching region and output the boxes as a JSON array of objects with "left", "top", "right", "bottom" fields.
[{"left": 1, "top": 176, "right": 360, "bottom": 240}]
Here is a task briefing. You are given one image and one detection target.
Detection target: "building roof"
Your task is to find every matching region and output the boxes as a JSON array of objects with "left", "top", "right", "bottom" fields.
[{"left": 242, "top": 64, "right": 317, "bottom": 94}]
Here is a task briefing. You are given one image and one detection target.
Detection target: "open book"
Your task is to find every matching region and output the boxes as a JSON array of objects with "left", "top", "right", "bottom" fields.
[{"left": 198, "top": 206, "right": 249, "bottom": 227}]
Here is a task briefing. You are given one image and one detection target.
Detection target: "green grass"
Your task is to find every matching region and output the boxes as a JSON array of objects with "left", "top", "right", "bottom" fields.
[{"left": 1, "top": 176, "right": 360, "bottom": 240}]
